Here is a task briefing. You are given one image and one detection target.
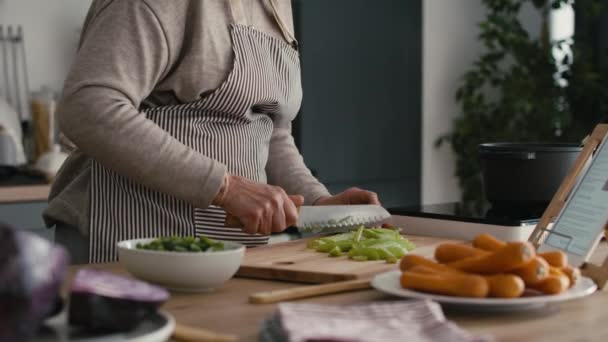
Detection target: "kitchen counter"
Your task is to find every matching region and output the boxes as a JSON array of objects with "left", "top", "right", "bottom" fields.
[
  {"left": 0, "top": 184, "right": 50, "bottom": 203},
  {"left": 68, "top": 240, "right": 608, "bottom": 342}
]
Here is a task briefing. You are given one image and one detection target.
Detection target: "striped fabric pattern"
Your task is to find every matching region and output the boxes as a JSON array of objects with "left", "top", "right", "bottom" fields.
[
  {"left": 89, "top": 23, "right": 302, "bottom": 263},
  {"left": 265, "top": 300, "right": 493, "bottom": 342}
]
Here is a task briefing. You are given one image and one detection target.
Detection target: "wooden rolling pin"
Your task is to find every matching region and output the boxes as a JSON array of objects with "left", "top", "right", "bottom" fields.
[
  {"left": 249, "top": 278, "right": 372, "bottom": 304},
  {"left": 172, "top": 323, "right": 238, "bottom": 342}
]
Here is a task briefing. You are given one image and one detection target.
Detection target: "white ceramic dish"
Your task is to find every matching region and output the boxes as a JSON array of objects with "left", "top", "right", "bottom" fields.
[
  {"left": 372, "top": 270, "right": 597, "bottom": 311},
  {"left": 36, "top": 309, "right": 174, "bottom": 342},
  {"left": 117, "top": 238, "right": 245, "bottom": 292}
]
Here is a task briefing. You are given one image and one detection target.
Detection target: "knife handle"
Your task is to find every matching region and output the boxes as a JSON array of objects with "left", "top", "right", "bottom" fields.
[
  {"left": 224, "top": 206, "right": 302, "bottom": 228},
  {"left": 249, "top": 279, "right": 372, "bottom": 304}
]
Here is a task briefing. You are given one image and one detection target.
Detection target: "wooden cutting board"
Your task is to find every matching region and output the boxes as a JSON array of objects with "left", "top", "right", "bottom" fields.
[{"left": 236, "top": 234, "right": 453, "bottom": 284}]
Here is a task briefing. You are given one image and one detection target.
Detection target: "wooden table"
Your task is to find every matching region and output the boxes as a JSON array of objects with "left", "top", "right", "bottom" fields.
[
  {"left": 69, "top": 241, "right": 608, "bottom": 342},
  {"left": 0, "top": 184, "right": 50, "bottom": 203}
]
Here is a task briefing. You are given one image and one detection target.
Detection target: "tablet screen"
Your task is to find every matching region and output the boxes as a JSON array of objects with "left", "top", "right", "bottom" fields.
[{"left": 545, "top": 136, "right": 608, "bottom": 257}]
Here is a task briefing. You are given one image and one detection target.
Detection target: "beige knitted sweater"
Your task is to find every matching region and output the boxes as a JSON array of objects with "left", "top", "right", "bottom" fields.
[{"left": 43, "top": 0, "right": 330, "bottom": 235}]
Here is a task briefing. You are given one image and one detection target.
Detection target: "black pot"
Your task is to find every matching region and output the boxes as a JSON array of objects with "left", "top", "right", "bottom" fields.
[{"left": 479, "top": 143, "right": 582, "bottom": 211}]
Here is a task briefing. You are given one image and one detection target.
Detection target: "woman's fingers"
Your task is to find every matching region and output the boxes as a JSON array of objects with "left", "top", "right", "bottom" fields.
[
  {"left": 313, "top": 187, "right": 381, "bottom": 206},
  {"left": 350, "top": 189, "right": 380, "bottom": 205},
  {"left": 284, "top": 195, "right": 301, "bottom": 228},
  {"left": 262, "top": 204, "right": 274, "bottom": 235},
  {"left": 289, "top": 195, "right": 305, "bottom": 207},
  {"left": 271, "top": 206, "right": 287, "bottom": 233},
  {"left": 242, "top": 214, "right": 261, "bottom": 235},
  {"left": 341, "top": 187, "right": 379, "bottom": 205},
  {"left": 220, "top": 175, "right": 307, "bottom": 235}
]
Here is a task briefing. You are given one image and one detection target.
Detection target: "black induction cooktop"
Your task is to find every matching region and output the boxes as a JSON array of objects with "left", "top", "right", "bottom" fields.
[{"left": 389, "top": 202, "right": 543, "bottom": 227}]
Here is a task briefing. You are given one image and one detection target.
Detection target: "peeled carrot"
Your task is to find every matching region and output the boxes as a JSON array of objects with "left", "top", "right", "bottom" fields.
[
  {"left": 511, "top": 257, "right": 550, "bottom": 285},
  {"left": 560, "top": 265, "right": 580, "bottom": 288},
  {"left": 447, "top": 242, "right": 535, "bottom": 274},
  {"left": 407, "top": 265, "right": 447, "bottom": 274},
  {"left": 408, "top": 264, "right": 524, "bottom": 298},
  {"left": 538, "top": 251, "right": 568, "bottom": 268},
  {"left": 434, "top": 243, "right": 487, "bottom": 263},
  {"left": 529, "top": 274, "right": 569, "bottom": 295},
  {"left": 549, "top": 267, "right": 570, "bottom": 288},
  {"left": 400, "top": 271, "right": 489, "bottom": 298},
  {"left": 486, "top": 274, "right": 525, "bottom": 298},
  {"left": 549, "top": 266, "right": 564, "bottom": 276},
  {"left": 400, "top": 255, "right": 460, "bottom": 274},
  {"left": 472, "top": 233, "right": 506, "bottom": 251}
]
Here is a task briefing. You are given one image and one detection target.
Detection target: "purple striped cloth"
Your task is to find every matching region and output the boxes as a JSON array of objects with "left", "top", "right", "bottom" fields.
[{"left": 276, "top": 300, "right": 492, "bottom": 342}]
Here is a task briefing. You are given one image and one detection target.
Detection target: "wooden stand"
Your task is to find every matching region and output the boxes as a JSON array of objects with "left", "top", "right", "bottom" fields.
[{"left": 528, "top": 124, "right": 608, "bottom": 290}]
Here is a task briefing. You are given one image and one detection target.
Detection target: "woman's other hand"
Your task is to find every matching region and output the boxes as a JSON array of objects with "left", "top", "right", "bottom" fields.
[
  {"left": 314, "top": 187, "right": 380, "bottom": 206},
  {"left": 213, "top": 175, "right": 304, "bottom": 235}
]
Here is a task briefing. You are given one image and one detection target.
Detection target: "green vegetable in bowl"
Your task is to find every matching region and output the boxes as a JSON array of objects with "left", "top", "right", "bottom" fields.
[
  {"left": 307, "top": 226, "right": 415, "bottom": 263},
  {"left": 136, "top": 236, "right": 225, "bottom": 252}
]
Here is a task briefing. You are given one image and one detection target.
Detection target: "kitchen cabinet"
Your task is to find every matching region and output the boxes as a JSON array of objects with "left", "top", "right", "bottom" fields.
[{"left": 293, "top": 0, "right": 422, "bottom": 208}]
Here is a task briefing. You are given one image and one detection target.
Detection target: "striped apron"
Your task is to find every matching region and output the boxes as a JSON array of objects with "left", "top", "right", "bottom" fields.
[{"left": 89, "top": 0, "right": 302, "bottom": 263}]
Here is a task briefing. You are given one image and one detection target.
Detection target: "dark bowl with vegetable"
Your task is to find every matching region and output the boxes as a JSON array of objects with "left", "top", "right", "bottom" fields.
[{"left": 117, "top": 236, "right": 245, "bottom": 292}]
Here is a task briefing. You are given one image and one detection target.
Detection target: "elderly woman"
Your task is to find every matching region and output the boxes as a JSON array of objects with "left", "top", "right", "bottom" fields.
[{"left": 44, "top": 0, "right": 379, "bottom": 264}]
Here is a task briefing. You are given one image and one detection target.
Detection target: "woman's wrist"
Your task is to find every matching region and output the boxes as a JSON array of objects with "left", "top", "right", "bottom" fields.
[{"left": 212, "top": 174, "right": 231, "bottom": 206}]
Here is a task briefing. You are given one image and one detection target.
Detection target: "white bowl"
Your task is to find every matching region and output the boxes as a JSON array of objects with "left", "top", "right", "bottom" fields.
[{"left": 117, "top": 238, "right": 245, "bottom": 292}]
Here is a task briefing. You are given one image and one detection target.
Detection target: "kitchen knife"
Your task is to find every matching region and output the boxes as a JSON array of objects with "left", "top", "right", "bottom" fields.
[{"left": 225, "top": 204, "right": 391, "bottom": 234}]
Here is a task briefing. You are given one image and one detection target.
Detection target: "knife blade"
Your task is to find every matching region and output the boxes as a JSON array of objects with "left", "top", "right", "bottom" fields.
[{"left": 225, "top": 204, "right": 391, "bottom": 234}]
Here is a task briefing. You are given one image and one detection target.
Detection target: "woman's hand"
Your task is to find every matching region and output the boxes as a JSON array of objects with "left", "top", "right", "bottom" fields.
[
  {"left": 314, "top": 187, "right": 380, "bottom": 206},
  {"left": 214, "top": 175, "right": 304, "bottom": 235}
]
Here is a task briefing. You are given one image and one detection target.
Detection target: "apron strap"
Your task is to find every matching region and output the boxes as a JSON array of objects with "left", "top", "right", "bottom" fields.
[
  {"left": 267, "top": 0, "right": 298, "bottom": 47},
  {"left": 228, "top": 0, "right": 298, "bottom": 47},
  {"left": 229, "top": 0, "right": 248, "bottom": 26}
]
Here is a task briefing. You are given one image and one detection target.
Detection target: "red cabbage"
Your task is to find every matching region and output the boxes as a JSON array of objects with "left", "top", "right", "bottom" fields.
[
  {"left": 0, "top": 224, "right": 68, "bottom": 342},
  {"left": 68, "top": 269, "right": 170, "bottom": 332}
]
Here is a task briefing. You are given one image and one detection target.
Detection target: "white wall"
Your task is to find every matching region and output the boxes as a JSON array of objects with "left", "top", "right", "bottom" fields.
[
  {"left": 0, "top": 0, "right": 92, "bottom": 94},
  {"left": 422, "top": 0, "right": 542, "bottom": 205},
  {"left": 422, "top": 0, "right": 485, "bottom": 205}
]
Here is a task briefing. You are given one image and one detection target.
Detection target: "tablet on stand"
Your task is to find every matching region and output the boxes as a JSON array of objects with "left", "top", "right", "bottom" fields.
[{"left": 529, "top": 124, "right": 608, "bottom": 289}]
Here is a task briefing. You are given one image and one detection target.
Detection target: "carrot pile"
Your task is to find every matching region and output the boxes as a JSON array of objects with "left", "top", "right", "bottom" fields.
[{"left": 399, "top": 233, "right": 580, "bottom": 298}]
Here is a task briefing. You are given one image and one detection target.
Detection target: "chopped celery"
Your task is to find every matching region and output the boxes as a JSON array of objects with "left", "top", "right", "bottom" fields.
[
  {"left": 362, "top": 229, "right": 382, "bottom": 239},
  {"left": 374, "top": 247, "right": 391, "bottom": 260},
  {"left": 362, "top": 248, "right": 380, "bottom": 261},
  {"left": 388, "top": 246, "right": 406, "bottom": 258},
  {"left": 335, "top": 240, "right": 354, "bottom": 252},
  {"left": 320, "top": 232, "right": 354, "bottom": 242},
  {"left": 307, "top": 226, "right": 415, "bottom": 262},
  {"left": 329, "top": 246, "right": 343, "bottom": 257},
  {"left": 307, "top": 239, "right": 321, "bottom": 249},
  {"left": 353, "top": 226, "right": 364, "bottom": 242},
  {"left": 315, "top": 241, "right": 336, "bottom": 253}
]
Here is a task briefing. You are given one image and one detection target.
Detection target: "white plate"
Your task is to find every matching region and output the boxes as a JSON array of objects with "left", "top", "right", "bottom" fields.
[
  {"left": 34, "top": 309, "right": 175, "bottom": 342},
  {"left": 372, "top": 271, "right": 597, "bottom": 310}
]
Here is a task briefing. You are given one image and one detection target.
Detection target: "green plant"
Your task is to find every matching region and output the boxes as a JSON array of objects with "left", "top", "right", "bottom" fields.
[{"left": 437, "top": 0, "right": 608, "bottom": 204}]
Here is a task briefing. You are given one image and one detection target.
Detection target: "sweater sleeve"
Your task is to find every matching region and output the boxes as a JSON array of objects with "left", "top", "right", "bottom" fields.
[
  {"left": 266, "top": 126, "right": 331, "bottom": 205},
  {"left": 57, "top": 0, "right": 226, "bottom": 209}
]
